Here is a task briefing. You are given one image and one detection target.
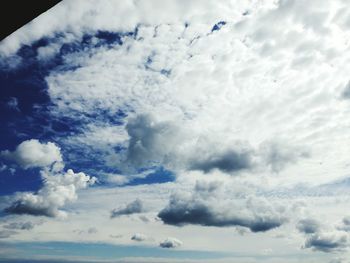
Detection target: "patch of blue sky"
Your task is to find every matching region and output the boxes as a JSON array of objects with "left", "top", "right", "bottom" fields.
[
  {"left": 211, "top": 21, "right": 226, "bottom": 32},
  {"left": 127, "top": 166, "right": 175, "bottom": 186},
  {"left": 0, "top": 241, "right": 229, "bottom": 262},
  {"left": 0, "top": 167, "right": 43, "bottom": 196}
]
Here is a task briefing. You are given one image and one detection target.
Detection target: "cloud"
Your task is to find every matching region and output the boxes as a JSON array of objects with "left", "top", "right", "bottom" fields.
[
  {"left": 111, "top": 199, "right": 144, "bottom": 218},
  {"left": 159, "top": 237, "right": 182, "bottom": 248},
  {"left": 131, "top": 233, "right": 147, "bottom": 242},
  {"left": 5, "top": 169, "right": 96, "bottom": 217},
  {"left": 6, "top": 97, "right": 20, "bottom": 111},
  {"left": 0, "top": 0, "right": 248, "bottom": 57},
  {"left": 189, "top": 148, "right": 253, "bottom": 173},
  {"left": 88, "top": 227, "right": 98, "bottom": 234},
  {"left": 260, "top": 141, "right": 310, "bottom": 173},
  {"left": 158, "top": 181, "right": 286, "bottom": 232},
  {"left": 0, "top": 139, "right": 63, "bottom": 169},
  {"left": 304, "top": 232, "right": 348, "bottom": 253},
  {"left": 3, "top": 221, "right": 35, "bottom": 230},
  {"left": 0, "top": 230, "right": 17, "bottom": 239},
  {"left": 124, "top": 114, "right": 180, "bottom": 170},
  {"left": 342, "top": 81, "right": 350, "bottom": 99},
  {"left": 296, "top": 219, "right": 320, "bottom": 234}
]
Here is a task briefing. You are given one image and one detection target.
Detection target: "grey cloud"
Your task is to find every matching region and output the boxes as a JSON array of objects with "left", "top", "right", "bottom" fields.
[
  {"left": 342, "top": 81, "right": 350, "bottom": 99},
  {"left": 5, "top": 200, "right": 56, "bottom": 217},
  {"left": 189, "top": 149, "right": 253, "bottom": 173},
  {"left": 336, "top": 216, "right": 350, "bottom": 232},
  {"left": 158, "top": 182, "right": 285, "bottom": 232},
  {"left": 111, "top": 199, "right": 144, "bottom": 218},
  {"left": 3, "top": 221, "right": 35, "bottom": 230},
  {"left": 296, "top": 219, "right": 320, "bottom": 234},
  {"left": 125, "top": 114, "right": 178, "bottom": 169},
  {"left": 260, "top": 141, "right": 309, "bottom": 173},
  {"left": 88, "top": 227, "right": 98, "bottom": 234},
  {"left": 131, "top": 233, "right": 147, "bottom": 242},
  {"left": 0, "top": 230, "right": 17, "bottom": 238},
  {"left": 124, "top": 114, "right": 305, "bottom": 175},
  {"left": 304, "top": 233, "right": 348, "bottom": 252},
  {"left": 159, "top": 237, "right": 182, "bottom": 248}
]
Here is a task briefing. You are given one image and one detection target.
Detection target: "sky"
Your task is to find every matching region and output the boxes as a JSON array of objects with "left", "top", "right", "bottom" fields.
[{"left": 1, "top": 0, "right": 350, "bottom": 262}]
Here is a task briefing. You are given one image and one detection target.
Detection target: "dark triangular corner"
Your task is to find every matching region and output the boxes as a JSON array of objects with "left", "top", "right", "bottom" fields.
[{"left": 0, "top": 0, "right": 62, "bottom": 41}]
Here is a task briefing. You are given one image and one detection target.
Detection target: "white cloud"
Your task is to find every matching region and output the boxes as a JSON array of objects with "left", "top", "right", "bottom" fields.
[
  {"left": 5, "top": 169, "right": 96, "bottom": 218},
  {"left": 3, "top": 0, "right": 350, "bottom": 261},
  {"left": 0, "top": 139, "right": 63, "bottom": 170}
]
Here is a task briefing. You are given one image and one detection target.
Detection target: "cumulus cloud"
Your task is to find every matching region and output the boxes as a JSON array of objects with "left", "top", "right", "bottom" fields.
[
  {"left": 159, "top": 237, "right": 182, "bottom": 248},
  {"left": 5, "top": 169, "right": 96, "bottom": 217},
  {"left": 123, "top": 114, "right": 303, "bottom": 175},
  {"left": 131, "top": 233, "right": 147, "bottom": 242},
  {"left": 111, "top": 199, "right": 144, "bottom": 218},
  {"left": 189, "top": 148, "right": 253, "bottom": 173},
  {"left": 158, "top": 181, "right": 286, "bottom": 232},
  {"left": 304, "top": 232, "right": 348, "bottom": 253},
  {"left": 0, "top": 139, "right": 63, "bottom": 169},
  {"left": 296, "top": 219, "right": 320, "bottom": 234}
]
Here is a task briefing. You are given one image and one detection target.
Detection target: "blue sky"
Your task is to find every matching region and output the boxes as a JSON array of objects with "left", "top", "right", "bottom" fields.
[{"left": 2, "top": 0, "right": 350, "bottom": 262}]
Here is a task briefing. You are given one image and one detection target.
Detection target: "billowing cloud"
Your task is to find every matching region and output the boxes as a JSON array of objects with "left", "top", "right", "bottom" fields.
[
  {"left": 304, "top": 232, "right": 348, "bottom": 253},
  {"left": 5, "top": 169, "right": 96, "bottom": 217},
  {"left": 297, "top": 219, "right": 320, "bottom": 234},
  {"left": 131, "top": 233, "right": 147, "bottom": 242},
  {"left": 111, "top": 199, "right": 144, "bottom": 218},
  {"left": 0, "top": 139, "right": 63, "bottom": 169},
  {"left": 158, "top": 181, "right": 286, "bottom": 232},
  {"left": 159, "top": 237, "right": 182, "bottom": 248}
]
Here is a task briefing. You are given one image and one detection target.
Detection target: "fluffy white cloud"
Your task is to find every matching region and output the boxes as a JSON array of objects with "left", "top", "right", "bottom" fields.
[
  {"left": 5, "top": 169, "right": 96, "bottom": 218},
  {"left": 0, "top": 139, "right": 63, "bottom": 169}
]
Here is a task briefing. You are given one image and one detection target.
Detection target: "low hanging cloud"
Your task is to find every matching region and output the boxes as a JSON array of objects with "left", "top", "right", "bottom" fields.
[
  {"left": 304, "top": 232, "right": 348, "bottom": 253},
  {"left": 159, "top": 237, "right": 182, "bottom": 248},
  {"left": 5, "top": 169, "right": 96, "bottom": 218},
  {"left": 131, "top": 233, "right": 147, "bottom": 242},
  {"left": 0, "top": 139, "right": 63, "bottom": 169},
  {"left": 0, "top": 230, "right": 17, "bottom": 239},
  {"left": 158, "top": 181, "right": 286, "bottom": 232},
  {"left": 296, "top": 219, "right": 321, "bottom": 234},
  {"left": 189, "top": 149, "right": 253, "bottom": 174},
  {"left": 3, "top": 221, "right": 36, "bottom": 230},
  {"left": 298, "top": 217, "right": 350, "bottom": 253},
  {"left": 111, "top": 199, "right": 144, "bottom": 218}
]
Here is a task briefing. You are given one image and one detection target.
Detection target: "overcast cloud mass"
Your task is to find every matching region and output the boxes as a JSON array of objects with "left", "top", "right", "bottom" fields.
[{"left": 1, "top": 0, "right": 350, "bottom": 262}]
